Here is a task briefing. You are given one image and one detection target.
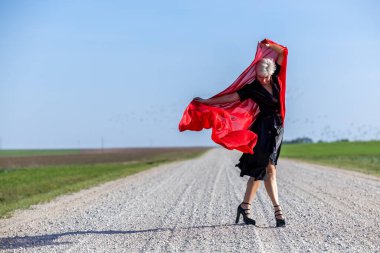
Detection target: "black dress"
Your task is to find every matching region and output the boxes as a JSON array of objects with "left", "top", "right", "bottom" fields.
[{"left": 234, "top": 62, "right": 284, "bottom": 180}]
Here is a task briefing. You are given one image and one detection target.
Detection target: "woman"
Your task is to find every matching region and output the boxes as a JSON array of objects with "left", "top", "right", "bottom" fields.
[{"left": 193, "top": 39, "right": 286, "bottom": 227}]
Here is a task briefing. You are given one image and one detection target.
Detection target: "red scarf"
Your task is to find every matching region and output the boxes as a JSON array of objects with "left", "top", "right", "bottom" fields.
[{"left": 178, "top": 39, "right": 288, "bottom": 154}]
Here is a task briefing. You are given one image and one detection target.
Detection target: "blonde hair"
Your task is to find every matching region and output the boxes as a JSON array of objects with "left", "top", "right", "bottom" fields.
[{"left": 256, "top": 58, "right": 276, "bottom": 77}]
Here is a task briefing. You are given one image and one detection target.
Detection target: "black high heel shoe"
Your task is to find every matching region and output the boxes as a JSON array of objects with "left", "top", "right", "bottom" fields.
[
  {"left": 235, "top": 202, "right": 256, "bottom": 225},
  {"left": 274, "top": 204, "right": 286, "bottom": 227}
]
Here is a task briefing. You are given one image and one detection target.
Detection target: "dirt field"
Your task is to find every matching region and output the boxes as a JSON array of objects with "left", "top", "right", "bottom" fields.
[{"left": 0, "top": 147, "right": 212, "bottom": 169}]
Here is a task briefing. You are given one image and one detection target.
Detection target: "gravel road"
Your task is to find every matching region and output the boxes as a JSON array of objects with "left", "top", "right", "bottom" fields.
[{"left": 1, "top": 148, "right": 379, "bottom": 252}]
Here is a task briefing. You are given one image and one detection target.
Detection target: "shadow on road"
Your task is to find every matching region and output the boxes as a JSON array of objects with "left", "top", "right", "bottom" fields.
[{"left": 0, "top": 223, "right": 278, "bottom": 250}]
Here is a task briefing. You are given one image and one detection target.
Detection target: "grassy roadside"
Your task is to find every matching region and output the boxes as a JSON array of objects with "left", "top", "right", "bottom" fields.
[
  {"left": 0, "top": 149, "right": 81, "bottom": 157},
  {"left": 0, "top": 148, "right": 211, "bottom": 219},
  {"left": 281, "top": 141, "right": 380, "bottom": 177}
]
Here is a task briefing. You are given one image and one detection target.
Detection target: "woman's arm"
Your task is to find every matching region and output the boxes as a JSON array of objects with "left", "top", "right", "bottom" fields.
[
  {"left": 193, "top": 92, "right": 240, "bottom": 105},
  {"left": 260, "top": 39, "right": 284, "bottom": 66}
]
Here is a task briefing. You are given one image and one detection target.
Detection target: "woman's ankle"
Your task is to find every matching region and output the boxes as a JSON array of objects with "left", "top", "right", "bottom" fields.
[{"left": 241, "top": 201, "right": 251, "bottom": 209}]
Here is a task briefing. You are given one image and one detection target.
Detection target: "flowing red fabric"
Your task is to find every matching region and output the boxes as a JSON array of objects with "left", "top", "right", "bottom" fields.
[{"left": 178, "top": 39, "right": 288, "bottom": 154}]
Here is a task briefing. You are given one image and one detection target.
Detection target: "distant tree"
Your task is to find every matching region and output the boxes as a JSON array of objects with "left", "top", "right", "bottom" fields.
[
  {"left": 336, "top": 138, "right": 349, "bottom": 142},
  {"left": 283, "top": 137, "right": 313, "bottom": 144}
]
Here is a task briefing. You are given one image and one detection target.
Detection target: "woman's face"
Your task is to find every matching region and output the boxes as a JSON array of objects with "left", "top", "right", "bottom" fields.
[{"left": 257, "top": 74, "right": 271, "bottom": 85}]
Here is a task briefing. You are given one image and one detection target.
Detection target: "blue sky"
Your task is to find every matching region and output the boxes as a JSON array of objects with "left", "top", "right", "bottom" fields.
[{"left": 0, "top": 0, "right": 379, "bottom": 149}]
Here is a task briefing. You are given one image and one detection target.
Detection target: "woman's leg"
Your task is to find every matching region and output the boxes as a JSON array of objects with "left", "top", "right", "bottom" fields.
[
  {"left": 241, "top": 177, "right": 261, "bottom": 211},
  {"left": 264, "top": 161, "right": 284, "bottom": 219}
]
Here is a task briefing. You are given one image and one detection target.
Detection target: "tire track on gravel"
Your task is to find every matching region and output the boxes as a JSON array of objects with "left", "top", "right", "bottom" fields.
[
  {"left": 141, "top": 155, "right": 217, "bottom": 252},
  {"left": 282, "top": 159, "right": 379, "bottom": 212},
  {"left": 74, "top": 155, "right": 214, "bottom": 252},
  {"left": 141, "top": 177, "right": 199, "bottom": 252},
  {"left": 277, "top": 159, "right": 380, "bottom": 252},
  {"left": 279, "top": 177, "right": 378, "bottom": 250},
  {"left": 280, "top": 159, "right": 379, "bottom": 226},
  {"left": 64, "top": 160, "right": 197, "bottom": 253},
  {"left": 177, "top": 158, "right": 224, "bottom": 252}
]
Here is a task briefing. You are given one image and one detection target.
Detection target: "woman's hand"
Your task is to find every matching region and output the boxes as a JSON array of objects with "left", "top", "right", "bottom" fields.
[
  {"left": 260, "top": 38, "right": 270, "bottom": 48},
  {"left": 193, "top": 97, "right": 207, "bottom": 103},
  {"left": 260, "top": 38, "right": 284, "bottom": 65}
]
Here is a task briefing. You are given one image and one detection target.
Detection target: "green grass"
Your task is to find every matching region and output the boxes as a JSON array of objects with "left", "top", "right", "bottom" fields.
[
  {"left": 281, "top": 141, "right": 380, "bottom": 176},
  {"left": 0, "top": 149, "right": 210, "bottom": 219},
  {"left": 0, "top": 149, "right": 81, "bottom": 157}
]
